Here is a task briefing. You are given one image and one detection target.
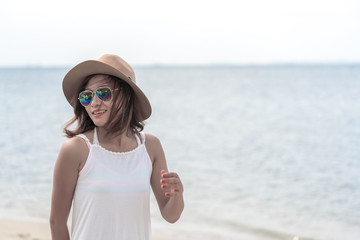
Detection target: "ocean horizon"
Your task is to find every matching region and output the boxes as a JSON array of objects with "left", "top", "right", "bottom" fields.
[{"left": 1, "top": 61, "right": 360, "bottom": 69}]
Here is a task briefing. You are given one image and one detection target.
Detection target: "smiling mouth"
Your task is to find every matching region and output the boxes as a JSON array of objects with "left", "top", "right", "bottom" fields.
[{"left": 92, "top": 110, "right": 107, "bottom": 115}]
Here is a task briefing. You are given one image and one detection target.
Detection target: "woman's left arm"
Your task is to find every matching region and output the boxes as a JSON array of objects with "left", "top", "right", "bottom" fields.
[{"left": 145, "top": 134, "right": 184, "bottom": 223}]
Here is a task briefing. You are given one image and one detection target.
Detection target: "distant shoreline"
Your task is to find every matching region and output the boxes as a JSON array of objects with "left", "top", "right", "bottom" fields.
[{"left": 1, "top": 62, "right": 360, "bottom": 69}]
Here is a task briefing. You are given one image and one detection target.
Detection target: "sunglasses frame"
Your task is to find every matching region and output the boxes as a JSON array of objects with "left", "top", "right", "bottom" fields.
[{"left": 78, "top": 87, "right": 119, "bottom": 107}]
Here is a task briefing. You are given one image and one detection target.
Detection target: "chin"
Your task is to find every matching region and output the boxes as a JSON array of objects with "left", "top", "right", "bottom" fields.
[{"left": 91, "top": 118, "right": 109, "bottom": 127}]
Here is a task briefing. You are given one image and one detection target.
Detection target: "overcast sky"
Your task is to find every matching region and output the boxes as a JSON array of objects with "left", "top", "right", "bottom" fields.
[{"left": 1, "top": 0, "right": 360, "bottom": 66}]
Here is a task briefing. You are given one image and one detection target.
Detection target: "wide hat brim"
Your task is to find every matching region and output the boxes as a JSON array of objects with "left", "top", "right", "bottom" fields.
[{"left": 62, "top": 54, "right": 151, "bottom": 121}]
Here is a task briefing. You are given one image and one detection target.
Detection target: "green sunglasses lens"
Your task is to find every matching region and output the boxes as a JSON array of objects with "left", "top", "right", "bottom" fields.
[
  {"left": 79, "top": 91, "right": 93, "bottom": 106},
  {"left": 96, "top": 87, "right": 112, "bottom": 102}
]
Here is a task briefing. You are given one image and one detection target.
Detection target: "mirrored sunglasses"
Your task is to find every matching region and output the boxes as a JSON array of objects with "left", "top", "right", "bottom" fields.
[{"left": 78, "top": 87, "right": 119, "bottom": 107}]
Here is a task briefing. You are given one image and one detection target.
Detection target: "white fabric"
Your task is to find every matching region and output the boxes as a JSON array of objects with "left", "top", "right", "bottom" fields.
[{"left": 72, "top": 128, "right": 152, "bottom": 240}]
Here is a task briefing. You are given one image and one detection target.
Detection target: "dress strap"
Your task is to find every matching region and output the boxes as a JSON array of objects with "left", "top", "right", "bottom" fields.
[
  {"left": 77, "top": 134, "right": 92, "bottom": 150},
  {"left": 139, "top": 132, "right": 146, "bottom": 144},
  {"left": 135, "top": 133, "right": 142, "bottom": 145},
  {"left": 93, "top": 127, "right": 100, "bottom": 145}
]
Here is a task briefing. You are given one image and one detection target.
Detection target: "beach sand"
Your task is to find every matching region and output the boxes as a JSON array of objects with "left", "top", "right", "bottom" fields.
[
  {"left": 0, "top": 219, "right": 50, "bottom": 240},
  {"left": 0, "top": 219, "right": 174, "bottom": 240},
  {"left": 0, "top": 218, "right": 230, "bottom": 240},
  {"left": 0, "top": 218, "right": 259, "bottom": 240}
]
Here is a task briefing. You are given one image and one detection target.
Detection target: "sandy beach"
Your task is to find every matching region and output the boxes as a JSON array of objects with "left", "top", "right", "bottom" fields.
[
  {"left": 0, "top": 219, "right": 170, "bottom": 240},
  {"left": 0, "top": 219, "right": 196, "bottom": 240},
  {"left": 0, "top": 218, "right": 305, "bottom": 240},
  {"left": 0, "top": 218, "right": 236, "bottom": 240},
  {"left": 0, "top": 219, "right": 51, "bottom": 240}
]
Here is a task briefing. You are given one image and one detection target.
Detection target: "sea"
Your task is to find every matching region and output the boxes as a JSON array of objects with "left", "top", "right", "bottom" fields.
[{"left": 0, "top": 65, "right": 359, "bottom": 240}]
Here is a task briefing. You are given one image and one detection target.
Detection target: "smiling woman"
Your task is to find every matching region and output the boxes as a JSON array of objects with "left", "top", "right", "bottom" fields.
[{"left": 49, "top": 54, "right": 184, "bottom": 240}]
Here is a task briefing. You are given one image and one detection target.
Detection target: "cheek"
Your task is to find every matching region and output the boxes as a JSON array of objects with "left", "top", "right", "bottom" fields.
[
  {"left": 105, "top": 103, "right": 113, "bottom": 116},
  {"left": 84, "top": 106, "right": 92, "bottom": 116},
  {"left": 104, "top": 100, "right": 113, "bottom": 109}
]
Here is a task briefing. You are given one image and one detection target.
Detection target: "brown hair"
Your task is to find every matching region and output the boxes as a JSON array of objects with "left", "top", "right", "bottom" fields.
[{"left": 63, "top": 74, "right": 144, "bottom": 138}]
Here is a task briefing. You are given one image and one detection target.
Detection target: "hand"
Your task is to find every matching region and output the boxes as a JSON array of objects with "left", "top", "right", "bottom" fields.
[{"left": 160, "top": 170, "right": 183, "bottom": 197}]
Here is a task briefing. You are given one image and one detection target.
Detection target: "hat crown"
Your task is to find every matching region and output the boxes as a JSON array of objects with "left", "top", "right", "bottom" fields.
[{"left": 98, "top": 54, "right": 136, "bottom": 83}]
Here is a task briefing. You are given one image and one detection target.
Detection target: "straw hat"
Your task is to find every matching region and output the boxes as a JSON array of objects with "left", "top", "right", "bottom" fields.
[{"left": 62, "top": 54, "right": 152, "bottom": 121}]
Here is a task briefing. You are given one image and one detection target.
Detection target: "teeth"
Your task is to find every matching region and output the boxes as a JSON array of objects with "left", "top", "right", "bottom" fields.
[{"left": 93, "top": 110, "right": 106, "bottom": 114}]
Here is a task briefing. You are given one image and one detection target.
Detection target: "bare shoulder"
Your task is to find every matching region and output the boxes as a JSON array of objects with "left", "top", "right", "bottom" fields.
[
  {"left": 57, "top": 136, "right": 89, "bottom": 172},
  {"left": 144, "top": 133, "right": 164, "bottom": 162},
  {"left": 61, "top": 136, "right": 87, "bottom": 154},
  {"left": 144, "top": 133, "right": 161, "bottom": 146}
]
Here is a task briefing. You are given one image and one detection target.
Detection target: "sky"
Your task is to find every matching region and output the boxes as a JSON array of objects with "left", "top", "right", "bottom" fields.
[{"left": 1, "top": 0, "right": 360, "bottom": 66}]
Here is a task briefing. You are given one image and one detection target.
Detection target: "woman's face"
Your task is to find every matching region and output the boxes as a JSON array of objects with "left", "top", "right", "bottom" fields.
[{"left": 84, "top": 74, "right": 115, "bottom": 127}]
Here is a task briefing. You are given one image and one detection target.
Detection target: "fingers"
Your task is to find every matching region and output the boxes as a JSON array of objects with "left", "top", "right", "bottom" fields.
[
  {"left": 164, "top": 189, "right": 182, "bottom": 197},
  {"left": 160, "top": 170, "right": 183, "bottom": 197},
  {"left": 161, "top": 170, "right": 178, "bottom": 179}
]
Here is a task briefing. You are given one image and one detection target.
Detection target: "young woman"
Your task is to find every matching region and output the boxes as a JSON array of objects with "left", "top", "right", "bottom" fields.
[{"left": 50, "top": 54, "right": 184, "bottom": 240}]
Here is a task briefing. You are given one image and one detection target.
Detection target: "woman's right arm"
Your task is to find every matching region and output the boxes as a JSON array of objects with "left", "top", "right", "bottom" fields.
[{"left": 49, "top": 137, "right": 86, "bottom": 240}]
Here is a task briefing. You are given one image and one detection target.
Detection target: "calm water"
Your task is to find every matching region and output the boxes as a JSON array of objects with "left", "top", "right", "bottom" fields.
[{"left": 0, "top": 65, "right": 360, "bottom": 240}]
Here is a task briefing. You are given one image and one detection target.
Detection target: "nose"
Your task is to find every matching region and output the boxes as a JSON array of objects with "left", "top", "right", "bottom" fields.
[{"left": 91, "top": 93, "right": 102, "bottom": 107}]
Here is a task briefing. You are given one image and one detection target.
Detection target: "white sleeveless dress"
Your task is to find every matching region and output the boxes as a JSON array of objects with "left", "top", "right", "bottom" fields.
[{"left": 71, "top": 128, "right": 152, "bottom": 240}]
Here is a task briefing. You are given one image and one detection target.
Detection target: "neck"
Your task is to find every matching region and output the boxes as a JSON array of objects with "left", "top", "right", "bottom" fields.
[{"left": 96, "top": 126, "right": 133, "bottom": 145}]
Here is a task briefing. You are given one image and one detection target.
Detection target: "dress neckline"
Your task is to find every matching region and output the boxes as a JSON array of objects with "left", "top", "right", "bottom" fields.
[{"left": 92, "top": 127, "right": 143, "bottom": 155}]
